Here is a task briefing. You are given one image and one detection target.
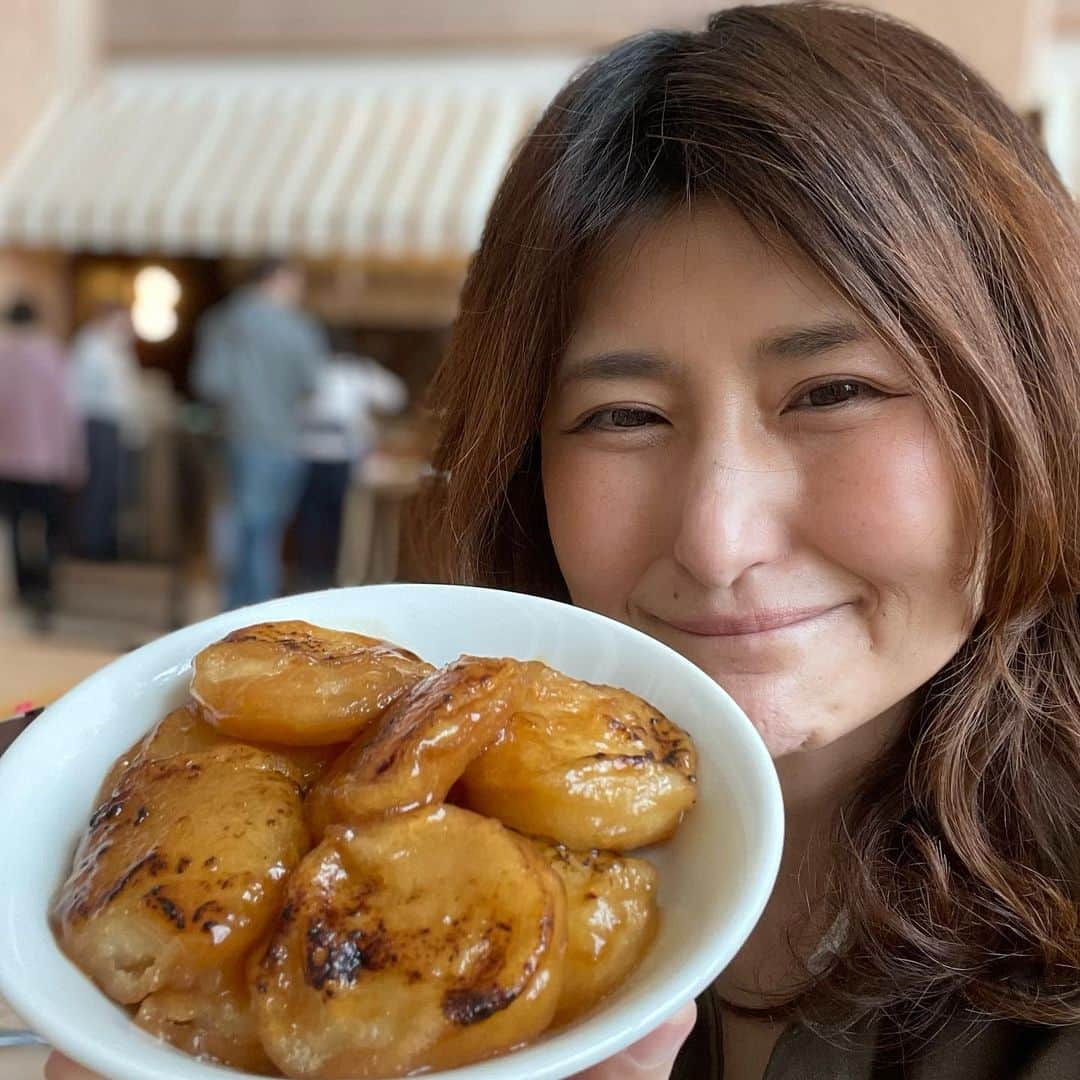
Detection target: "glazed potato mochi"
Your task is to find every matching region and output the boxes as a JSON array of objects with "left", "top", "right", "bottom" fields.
[
  {"left": 191, "top": 620, "right": 433, "bottom": 746},
  {"left": 251, "top": 804, "right": 567, "bottom": 1079},
  {"left": 53, "top": 621, "right": 697, "bottom": 1076},
  {"left": 460, "top": 661, "right": 698, "bottom": 850},
  {"left": 54, "top": 745, "right": 308, "bottom": 1008},
  {"left": 306, "top": 656, "right": 519, "bottom": 836},
  {"left": 100, "top": 703, "right": 343, "bottom": 799},
  {"left": 134, "top": 967, "right": 275, "bottom": 1075},
  {"left": 534, "top": 842, "right": 659, "bottom": 1026}
]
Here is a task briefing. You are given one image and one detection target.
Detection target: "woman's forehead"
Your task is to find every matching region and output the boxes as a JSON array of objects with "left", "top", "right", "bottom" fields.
[{"left": 565, "top": 205, "right": 863, "bottom": 364}]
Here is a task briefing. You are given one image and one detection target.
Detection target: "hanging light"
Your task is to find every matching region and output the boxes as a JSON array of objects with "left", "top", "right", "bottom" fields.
[{"left": 132, "top": 265, "right": 181, "bottom": 342}]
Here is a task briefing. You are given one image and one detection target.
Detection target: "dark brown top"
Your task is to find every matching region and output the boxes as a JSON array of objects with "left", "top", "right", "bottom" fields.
[{"left": 672, "top": 987, "right": 1080, "bottom": 1078}]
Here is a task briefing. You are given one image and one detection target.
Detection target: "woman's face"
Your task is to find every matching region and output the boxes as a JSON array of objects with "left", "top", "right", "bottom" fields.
[{"left": 542, "top": 204, "right": 976, "bottom": 758}]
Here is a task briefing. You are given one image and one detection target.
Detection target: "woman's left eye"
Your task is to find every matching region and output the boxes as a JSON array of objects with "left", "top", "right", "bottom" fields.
[
  {"left": 577, "top": 406, "right": 665, "bottom": 431},
  {"left": 788, "top": 380, "right": 887, "bottom": 410}
]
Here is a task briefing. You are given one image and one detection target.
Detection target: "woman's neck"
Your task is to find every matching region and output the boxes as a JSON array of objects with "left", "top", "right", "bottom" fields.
[
  {"left": 716, "top": 702, "right": 909, "bottom": 1008},
  {"left": 775, "top": 702, "right": 907, "bottom": 827}
]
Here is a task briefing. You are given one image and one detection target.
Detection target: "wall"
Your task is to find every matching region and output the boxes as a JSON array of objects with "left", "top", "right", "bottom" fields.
[
  {"left": 104, "top": 0, "right": 718, "bottom": 52},
  {"left": 0, "top": 1, "right": 100, "bottom": 334},
  {"left": 0, "top": 0, "right": 100, "bottom": 172},
  {"left": 103, "top": 0, "right": 1051, "bottom": 106},
  {"left": 0, "top": 2, "right": 63, "bottom": 172},
  {"left": 864, "top": 0, "right": 1053, "bottom": 108}
]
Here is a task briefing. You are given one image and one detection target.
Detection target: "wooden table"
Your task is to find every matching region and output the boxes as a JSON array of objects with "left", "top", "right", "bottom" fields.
[
  {"left": 0, "top": 635, "right": 118, "bottom": 1079},
  {"left": 0, "top": 637, "right": 117, "bottom": 717}
]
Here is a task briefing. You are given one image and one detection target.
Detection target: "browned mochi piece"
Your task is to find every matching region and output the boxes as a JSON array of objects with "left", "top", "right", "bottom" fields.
[
  {"left": 53, "top": 744, "right": 308, "bottom": 1005},
  {"left": 134, "top": 966, "right": 277, "bottom": 1074},
  {"left": 533, "top": 841, "right": 659, "bottom": 1026},
  {"left": 250, "top": 805, "right": 567, "bottom": 1079},
  {"left": 305, "top": 656, "right": 517, "bottom": 837},
  {"left": 191, "top": 620, "right": 433, "bottom": 747},
  {"left": 460, "top": 661, "right": 697, "bottom": 850},
  {"left": 99, "top": 703, "right": 343, "bottom": 801}
]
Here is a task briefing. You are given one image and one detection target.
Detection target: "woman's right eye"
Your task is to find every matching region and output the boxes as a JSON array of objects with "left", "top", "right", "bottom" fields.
[{"left": 577, "top": 407, "right": 665, "bottom": 432}]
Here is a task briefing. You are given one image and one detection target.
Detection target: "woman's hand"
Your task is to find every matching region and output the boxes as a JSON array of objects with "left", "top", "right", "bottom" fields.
[
  {"left": 571, "top": 1000, "right": 697, "bottom": 1078},
  {"left": 43, "top": 1000, "right": 697, "bottom": 1080},
  {"left": 44, "top": 1054, "right": 97, "bottom": 1079}
]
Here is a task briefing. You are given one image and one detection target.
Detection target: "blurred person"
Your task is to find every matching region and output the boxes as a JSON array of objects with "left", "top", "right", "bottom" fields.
[
  {"left": 192, "top": 259, "right": 327, "bottom": 609},
  {"left": 0, "top": 298, "right": 84, "bottom": 628},
  {"left": 294, "top": 351, "right": 407, "bottom": 591},
  {"left": 68, "top": 302, "right": 145, "bottom": 560}
]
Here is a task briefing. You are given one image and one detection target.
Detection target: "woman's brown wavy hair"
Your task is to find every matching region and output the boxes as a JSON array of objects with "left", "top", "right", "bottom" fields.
[{"left": 412, "top": 1, "right": 1080, "bottom": 1039}]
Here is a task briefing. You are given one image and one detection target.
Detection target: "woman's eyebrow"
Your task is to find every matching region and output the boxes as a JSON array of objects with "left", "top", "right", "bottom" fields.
[
  {"left": 558, "top": 321, "right": 866, "bottom": 386},
  {"left": 756, "top": 318, "right": 868, "bottom": 361},
  {"left": 556, "top": 350, "right": 672, "bottom": 387}
]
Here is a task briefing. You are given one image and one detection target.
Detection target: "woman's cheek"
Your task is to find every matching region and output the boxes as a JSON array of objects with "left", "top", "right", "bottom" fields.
[
  {"left": 543, "top": 447, "right": 665, "bottom": 612},
  {"left": 802, "top": 416, "right": 966, "bottom": 605}
]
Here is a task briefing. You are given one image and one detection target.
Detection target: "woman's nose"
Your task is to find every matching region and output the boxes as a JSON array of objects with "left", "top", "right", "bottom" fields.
[{"left": 671, "top": 444, "right": 793, "bottom": 590}]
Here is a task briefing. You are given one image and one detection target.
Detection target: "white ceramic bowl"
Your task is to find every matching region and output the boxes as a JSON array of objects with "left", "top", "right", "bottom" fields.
[{"left": 0, "top": 584, "right": 782, "bottom": 1080}]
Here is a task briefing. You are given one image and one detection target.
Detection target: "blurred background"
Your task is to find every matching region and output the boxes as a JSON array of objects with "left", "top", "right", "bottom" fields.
[{"left": 0, "top": 0, "right": 1076, "bottom": 662}]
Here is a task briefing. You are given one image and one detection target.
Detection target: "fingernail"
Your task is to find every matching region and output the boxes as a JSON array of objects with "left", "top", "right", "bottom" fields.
[{"left": 627, "top": 1018, "right": 688, "bottom": 1070}]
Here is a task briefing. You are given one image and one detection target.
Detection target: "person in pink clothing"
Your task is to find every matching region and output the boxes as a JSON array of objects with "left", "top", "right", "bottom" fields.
[{"left": 0, "top": 297, "right": 85, "bottom": 627}]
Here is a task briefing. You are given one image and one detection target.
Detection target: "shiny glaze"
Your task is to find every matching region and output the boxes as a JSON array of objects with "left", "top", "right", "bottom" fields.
[
  {"left": 251, "top": 805, "right": 567, "bottom": 1078},
  {"left": 305, "top": 656, "right": 518, "bottom": 837},
  {"left": 535, "top": 840, "right": 659, "bottom": 1026},
  {"left": 53, "top": 744, "right": 309, "bottom": 1007},
  {"left": 192, "top": 620, "right": 433, "bottom": 746},
  {"left": 461, "top": 661, "right": 697, "bottom": 850}
]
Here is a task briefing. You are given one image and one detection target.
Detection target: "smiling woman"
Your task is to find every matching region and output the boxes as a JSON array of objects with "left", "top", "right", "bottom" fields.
[
  {"left": 47, "top": 3, "right": 1080, "bottom": 1079},
  {"left": 413, "top": 1, "right": 1080, "bottom": 1078}
]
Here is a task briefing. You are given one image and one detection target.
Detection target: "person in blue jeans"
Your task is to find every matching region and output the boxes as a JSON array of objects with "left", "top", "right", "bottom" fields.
[
  {"left": 192, "top": 260, "right": 327, "bottom": 609},
  {"left": 224, "top": 442, "right": 307, "bottom": 608}
]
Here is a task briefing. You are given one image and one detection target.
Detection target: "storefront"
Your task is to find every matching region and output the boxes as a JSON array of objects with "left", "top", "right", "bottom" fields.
[
  {"left": 0, "top": 51, "right": 579, "bottom": 376},
  {"left": 0, "top": 52, "right": 580, "bottom": 611}
]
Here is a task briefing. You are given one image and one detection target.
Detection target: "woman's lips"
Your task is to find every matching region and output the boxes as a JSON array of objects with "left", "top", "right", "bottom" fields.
[{"left": 656, "top": 604, "right": 844, "bottom": 637}]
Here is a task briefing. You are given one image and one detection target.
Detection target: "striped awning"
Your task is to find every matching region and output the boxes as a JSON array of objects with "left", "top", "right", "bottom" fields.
[{"left": 0, "top": 54, "right": 581, "bottom": 260}]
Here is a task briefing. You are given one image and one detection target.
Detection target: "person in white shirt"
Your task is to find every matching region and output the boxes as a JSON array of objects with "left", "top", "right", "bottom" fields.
[
  {"left": 68, "top": 303, "right": 145, "bottom": 559},
  {"left": 294, "top": 353, "right": 407, "bottom": 590}
]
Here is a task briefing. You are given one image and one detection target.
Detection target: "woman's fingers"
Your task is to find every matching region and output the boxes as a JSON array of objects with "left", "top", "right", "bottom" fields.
[
  {"left": 571, "top": 999, "right": 698, "bottom": 1079},
  {"left": 43, "top": 1001, "right": 698, "bottom": 1080},
  {"left": 43, "top": 1051, "right": 102, "bottom": 1079}
]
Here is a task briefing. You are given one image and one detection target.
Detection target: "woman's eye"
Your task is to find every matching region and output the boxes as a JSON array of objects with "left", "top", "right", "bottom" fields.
[
  {"left": 580, "top": 407, "right": 664, "bottom": 431},
  {"left": 791, "top": 380, "right": 885, "bottom": 410}
]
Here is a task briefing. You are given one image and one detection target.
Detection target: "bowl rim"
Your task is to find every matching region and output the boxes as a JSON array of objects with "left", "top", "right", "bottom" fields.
[{"left": 0, "top": 582, "right": 784, "bottom": 1079}]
